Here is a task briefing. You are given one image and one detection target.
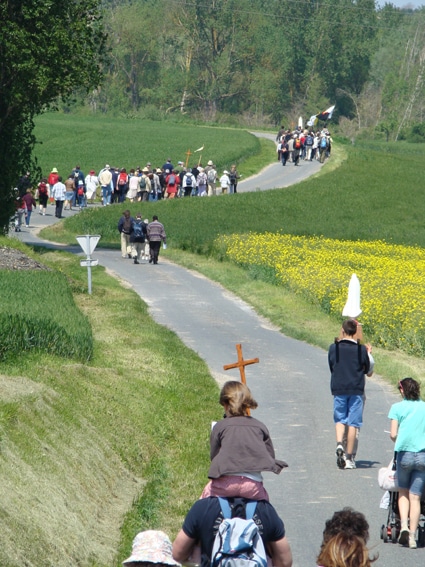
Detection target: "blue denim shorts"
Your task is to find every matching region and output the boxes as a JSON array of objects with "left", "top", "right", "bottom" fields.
[
  {"left": 333, "top": 395, "right": 364, "bottom": 428},
  {"left": 396, "top": 451, "right": 425, "bottom": 495}
]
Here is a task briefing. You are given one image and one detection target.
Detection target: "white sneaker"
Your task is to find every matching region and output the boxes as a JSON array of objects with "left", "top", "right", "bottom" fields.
[
  {"left": 409, "top": 533, "right": 417, "bottom": 549},
  {"left": 336, "top": 444, "right": 345, "bottom": 469},
  {"left": 344, "top": 458, "right": 356, "bottom": 469}
]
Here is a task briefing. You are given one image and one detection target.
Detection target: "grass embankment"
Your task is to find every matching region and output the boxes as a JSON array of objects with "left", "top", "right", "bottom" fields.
[
  {"left": 0, "top": 268, "right": 92, "bottom": 361},
  {"left": 41, "top": 138, "right": 425, "bottom": 385},
  {"left": 0, "top": 239, "right": 219, "bottom": 567}
]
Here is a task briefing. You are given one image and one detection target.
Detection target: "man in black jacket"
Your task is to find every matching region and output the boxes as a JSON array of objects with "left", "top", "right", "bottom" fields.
[{"left": 328, "top": 318, "right": 374, "bottom": 470}]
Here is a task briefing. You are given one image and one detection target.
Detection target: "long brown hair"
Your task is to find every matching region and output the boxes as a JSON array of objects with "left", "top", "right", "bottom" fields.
[
  {"left": 317, "top": 533, "right": 377, "bottom": 567},
  {"left": 219, "top": 381, "right": 258, "bottom": 416}
]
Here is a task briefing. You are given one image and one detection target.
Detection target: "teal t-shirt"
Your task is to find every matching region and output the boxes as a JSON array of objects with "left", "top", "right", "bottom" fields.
[{"left": 388, "top": 399, "right": 425, "bottom": 452}]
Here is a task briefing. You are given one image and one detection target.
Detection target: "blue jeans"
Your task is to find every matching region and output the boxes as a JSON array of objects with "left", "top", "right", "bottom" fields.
[
  {"left": 397, "top": 451, "right": 425, "bottom": 495},
  {"left": 102, "top": 185, "right": 111, "bottom": 205}
]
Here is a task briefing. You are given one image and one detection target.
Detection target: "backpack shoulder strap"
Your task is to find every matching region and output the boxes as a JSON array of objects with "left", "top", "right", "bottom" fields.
[
  {"left": 218, "top": 497, "right": 232, "bottom": 519},
  {"left": 245, "top": 501, "right": 257, "bottom": 520},
  {"left": 357, "top": 339, "right": 362, "bottom": 366},
  {"left": 334, "top": 338, "right": 339, "bottom": 363}
]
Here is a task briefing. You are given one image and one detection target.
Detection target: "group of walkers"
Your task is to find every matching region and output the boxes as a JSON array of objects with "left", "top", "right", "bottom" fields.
[
  {"left": 329, "top": 317, "right": 425, "bottom": 549},
  {"left": 118, "top": 211, "right": 166, "bottom": 265},
  {"left": 121, "top": 380, "right": 378, "bottom": 567},
  {"left": 98, "top": 160, "right": 242, "bottom": 204},
  {"left": 13, "top": 157, "right": 240, "bottom": 230},
  {"left": 276, "top": 125, "right": 332, "bottom": 166}
]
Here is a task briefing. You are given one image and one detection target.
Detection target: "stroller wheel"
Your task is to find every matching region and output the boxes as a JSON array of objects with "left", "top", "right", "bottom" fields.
[
  {"left": 381, "top": 525, "right": 388, "bottom": 543},
  {"left": 391, "top": 526, "right": 398, "bottom": 543}
]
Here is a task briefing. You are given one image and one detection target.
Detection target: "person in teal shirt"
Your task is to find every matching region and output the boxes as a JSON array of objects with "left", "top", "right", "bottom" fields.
[{"left": 388, "top": 377, "right": 425, "bottom": 549}]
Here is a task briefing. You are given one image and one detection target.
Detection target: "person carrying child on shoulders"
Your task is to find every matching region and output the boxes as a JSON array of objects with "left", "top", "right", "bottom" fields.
[{"left": 201, "top": 381, "right": 287, "bottom": 501}]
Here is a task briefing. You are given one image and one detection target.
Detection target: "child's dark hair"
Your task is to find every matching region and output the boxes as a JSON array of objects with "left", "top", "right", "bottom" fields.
[
  {"left": 219, "top": 381, "right": 258, "bottom": 416},
  {"left": 399, "top": 377, "right": 420, "bottom": 401}
]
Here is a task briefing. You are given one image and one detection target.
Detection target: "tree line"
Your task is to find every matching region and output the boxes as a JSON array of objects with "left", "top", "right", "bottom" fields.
[{"left": 89, "top": 0, "right": 425, "bottom": 141}]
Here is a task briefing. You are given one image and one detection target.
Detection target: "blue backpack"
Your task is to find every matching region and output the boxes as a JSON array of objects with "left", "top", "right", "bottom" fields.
[
  {"left": 211, "top": 498, "right": 267, "bottom": 567},
  {"left": 132, "top": 220, "right": 145, "bottom": 240}
]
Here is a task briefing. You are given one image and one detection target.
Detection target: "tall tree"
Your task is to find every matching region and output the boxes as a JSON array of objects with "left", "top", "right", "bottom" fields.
[{"left": 0, "top": 0, "right": 107, "bottom": 232}]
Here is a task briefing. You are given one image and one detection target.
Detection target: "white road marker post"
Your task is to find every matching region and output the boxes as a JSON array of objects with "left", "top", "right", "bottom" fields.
[{"left": 76, "top": 234, "right": 101, "bottom": 294}]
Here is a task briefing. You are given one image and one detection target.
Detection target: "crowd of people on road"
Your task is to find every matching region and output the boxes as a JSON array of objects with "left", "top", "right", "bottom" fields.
[
  {"left": 276, "top": 125, "right": 332, "bottom": 166},
  {"left": 12, "top": 125, "right": 333, "bottom": 230},
  {"left": 96, "top": 160, "right": 242, "bottom": 204},
  {"left": 12, "top": 158, "right": 242, "bottom": 229}
]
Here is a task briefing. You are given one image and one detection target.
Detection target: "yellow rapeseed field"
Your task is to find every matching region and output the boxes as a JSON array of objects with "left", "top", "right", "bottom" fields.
[{"left": 220, "top": 233, "right": 425, "bottom": 356}]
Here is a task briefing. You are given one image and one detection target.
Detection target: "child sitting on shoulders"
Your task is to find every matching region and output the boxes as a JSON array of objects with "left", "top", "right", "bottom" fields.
[{"left": 201, "top": 380, "right": 287, "bottom": 500}]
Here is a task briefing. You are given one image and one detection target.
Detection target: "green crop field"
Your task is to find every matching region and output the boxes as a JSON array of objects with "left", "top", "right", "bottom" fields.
[{"left": 33, "top": 113, "right": 262, "bottom": 179}]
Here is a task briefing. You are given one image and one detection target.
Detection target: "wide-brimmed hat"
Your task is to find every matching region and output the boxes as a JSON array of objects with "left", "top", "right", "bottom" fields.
[
  {"left": 122, "top": 531, "right": 181, "bottom": 566},
  {"left": 156, "top": 168, "right": 163, "bottom": 174},
  {"left": 223, "top": 170, "right": 229, "bottom": 175},
  {"left": 105, "top": 164, "right": 110, "bottom": 169},
  {"left": 207, "top": 160, "right": 213, "bottom": 166},
  {"left": 51, "top": 167, "right": 58, "bottom": 173},
  {"left": 142, "top": 167, "right": 149, "bottom": 173}
]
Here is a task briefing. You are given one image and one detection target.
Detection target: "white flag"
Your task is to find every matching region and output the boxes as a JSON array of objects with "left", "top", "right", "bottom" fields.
[
  {"left": 307, "top": 114, "right": 318, "bottom": 127},
  {"left": 194, "top": 145, "right": 204, "bottom": 152},
  {"left": 342, "top": 273, "right": 362, "bottom": 318}
]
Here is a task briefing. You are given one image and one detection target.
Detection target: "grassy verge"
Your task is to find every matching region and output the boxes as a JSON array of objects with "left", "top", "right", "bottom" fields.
[{"left": 0, "top": 242, "right": 219, "bottom": 567}]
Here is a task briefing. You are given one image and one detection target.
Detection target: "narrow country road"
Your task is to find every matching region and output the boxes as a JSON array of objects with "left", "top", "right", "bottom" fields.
[{"left": 9, "top": 142, "right": 413, "bottom": 566}]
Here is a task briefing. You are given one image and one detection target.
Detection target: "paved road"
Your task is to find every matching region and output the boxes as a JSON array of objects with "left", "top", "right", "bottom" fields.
[
  {"left": 9, "top": 156, "right": 417, "bottom": 566},
  {"left": 237, "top": 132, "right": 322, "bottom": 192}
]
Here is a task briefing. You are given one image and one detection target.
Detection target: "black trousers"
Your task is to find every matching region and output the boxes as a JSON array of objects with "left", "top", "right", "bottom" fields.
[{"left": 150, "top": 241, "right": 161, "bottom": 264}]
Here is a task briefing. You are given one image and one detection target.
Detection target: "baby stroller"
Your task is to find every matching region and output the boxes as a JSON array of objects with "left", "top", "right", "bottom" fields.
[{"left": 379, "top": 455, "right": 425, "bottom": 546}]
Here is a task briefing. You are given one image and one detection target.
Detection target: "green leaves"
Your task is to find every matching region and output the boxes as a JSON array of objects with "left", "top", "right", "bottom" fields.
[{"left": 0, "top": 0, "right": 107, "bottom": 232}]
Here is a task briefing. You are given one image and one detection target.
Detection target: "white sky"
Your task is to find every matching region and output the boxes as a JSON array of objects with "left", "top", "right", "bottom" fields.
[{"left": 377, "top": 1, "right": 424, "bottom": 7}]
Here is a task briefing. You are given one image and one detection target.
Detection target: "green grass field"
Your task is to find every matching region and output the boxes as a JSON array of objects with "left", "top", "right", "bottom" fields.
[{"left": 33, "top": 113, "right": 261, "bottom": 179}]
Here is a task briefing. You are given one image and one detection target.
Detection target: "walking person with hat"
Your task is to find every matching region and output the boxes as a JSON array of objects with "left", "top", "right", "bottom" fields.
[
  {"left": 205, "top": 160, "right": 217, "bottom": 196},
  {"left": 48, "top": 167, "right": 59, "bottom": 205},
  {"left": 85, "top": 169, "right": 99, "bottom": 204},
  {"left": 219, "top": 170, "right": 231, "bottom": 195},
  {"left": 123, "top": 530, "right": 181, "bottom": 567},
  {"left": 98, "top": 164, "right": 113, "bottom": 206}
]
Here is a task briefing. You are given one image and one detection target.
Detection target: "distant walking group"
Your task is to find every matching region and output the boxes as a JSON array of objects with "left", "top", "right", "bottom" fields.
[
  {"left": 98, "top": 160, "right": 241, "bottom": 204},
  {"left": 118, "top": 212, "right": 166, "bottom": 265},
  {"left": 276, "top": 125, "right": 332, "bottom": 166}
]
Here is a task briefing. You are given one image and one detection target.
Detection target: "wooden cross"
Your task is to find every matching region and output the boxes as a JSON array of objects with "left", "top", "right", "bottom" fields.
[
  {"left": 185, "top": 149, "right": 192, "bottom": 168},
  {"left": 223, "top": 343, "right": 259, "bottom": 415}
]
